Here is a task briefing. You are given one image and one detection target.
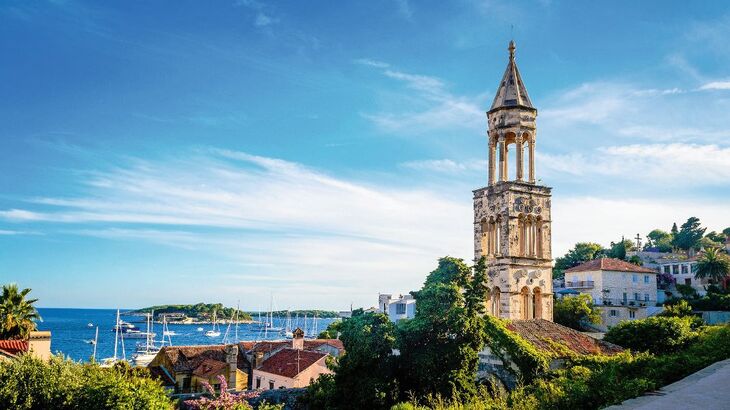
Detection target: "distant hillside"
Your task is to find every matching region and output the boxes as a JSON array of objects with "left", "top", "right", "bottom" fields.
[
  {"left": 134, "top": 303, "right": 253, "bottom": 321},
  {"left": 249, "top": 310, "right": 341, "bottom": 318}
]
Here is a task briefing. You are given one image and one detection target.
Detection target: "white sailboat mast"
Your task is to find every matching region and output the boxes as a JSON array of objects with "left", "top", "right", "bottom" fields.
[{"left": 113, "top": 309, "right": 119, "bottom": 361}]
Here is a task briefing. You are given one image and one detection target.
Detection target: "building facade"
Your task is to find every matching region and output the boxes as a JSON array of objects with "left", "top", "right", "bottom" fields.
[
  {"left": 564, "top": 258, "right": 658, "bottom": 329},
  {"left": 473, "top": 41, "right": 553, "bottom": 321},
  {"left": 378, "top": 293, "right": 416, "bottom": 322}
]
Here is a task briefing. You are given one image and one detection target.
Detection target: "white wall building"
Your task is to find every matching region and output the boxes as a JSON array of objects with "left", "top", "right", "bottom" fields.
[{"left": 378, "top": 293, "right": 416, "bottom": 323}]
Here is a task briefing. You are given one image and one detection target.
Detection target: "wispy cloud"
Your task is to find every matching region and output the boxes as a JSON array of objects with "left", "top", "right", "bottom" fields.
[
  {"left": 400, "top": 159, "right": 484, "bottom": 174},
  {"left": 359, "top": 64, "right": 484, "bottom": 134},
  {"left": 699, "top": 81, "right": 730, "bottom": 90},
  {"left": 539, "top": 143, "right": 730, "bottom": 185}
]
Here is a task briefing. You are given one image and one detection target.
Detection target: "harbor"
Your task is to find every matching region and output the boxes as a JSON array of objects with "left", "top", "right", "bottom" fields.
[{"left": 38, "top": 307, "right": 339, "bottom": 363}]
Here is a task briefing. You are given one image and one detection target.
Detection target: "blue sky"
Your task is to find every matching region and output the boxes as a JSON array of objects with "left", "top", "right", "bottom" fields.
[{"left": 1, "top": 0, "right": 729, "bottom": 309}]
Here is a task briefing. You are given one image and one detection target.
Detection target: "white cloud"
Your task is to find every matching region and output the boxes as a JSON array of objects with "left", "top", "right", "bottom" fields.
[
  {"left": 354, "top": 58, "right": 390, "bottom": 68},
  {"left": 539, "top": 143, "right": 730, "bottom": 185},
  {"left": 699, "top": 81, "right": 730, "bottom": 90},
  {"left": 254, "top": 13, "right": 277, "bottom": 27},
  {"left": 358, "top": 63, "right": 485, "bottom": 134},
  {"left": 400, "top": 158, "right": 484, "bottom": 174},
  {"left": 2, "top": 150, "right": 473, "bottom": 308}
]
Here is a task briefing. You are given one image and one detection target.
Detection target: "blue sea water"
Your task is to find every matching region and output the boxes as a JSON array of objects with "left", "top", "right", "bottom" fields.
[{"left": 36, "top": 308, "right": 338, "bottom": 362}]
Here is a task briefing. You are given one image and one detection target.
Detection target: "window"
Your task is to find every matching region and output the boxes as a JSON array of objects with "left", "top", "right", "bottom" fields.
[
  {"left": 634, "top": 293, "right": 640, "bottom": 301},
  {"left": 664, "top": 266, "right": 670, "bottom": 274},
  {"left": 610, "top": 310, "right": 618, "bottom": 317},
  {"left": 644, "top": 293, "right": 650, "bottom": 302},
  {"left": 622, "top": 293, "right": 627, "bottom": 302},
  {"left": 644, "top": 275, "right": 649, "bottom": 283},
  {"left": 396, "top": 303, "right": 406, "bottom": 315},
  {"left": 629, "top": 310, "right": 636, "bottom": 319},
  {"left": 255, "top": 377, "right": 261, "bottom": 389},
  {"left": 673, "top": 265, "right": 679, "bottom": 275},
  {"left": 632, "top": 274, "right": 638, "bottom": 283},
  {"left": 269, "top": 381, "right": 275, "bottom": 390},
  {"left": 183, "top": 377, "right": 191, "bottom": 391},
  {"left": 685, "top": 278, "right": 692, "bottom": 285},
  {"left": 681, "top": 265, "right": 688, "bottom": 274}
]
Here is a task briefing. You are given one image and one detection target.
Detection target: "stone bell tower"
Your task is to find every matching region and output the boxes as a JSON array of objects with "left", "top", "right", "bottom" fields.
[{"left": 473, "top": 41, "right": 553, "bottom": 321}]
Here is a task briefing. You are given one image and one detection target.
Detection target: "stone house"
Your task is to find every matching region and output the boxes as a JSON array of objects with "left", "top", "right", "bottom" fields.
[
  {"left": 564, "top": 258, "right": 658, "bottom": 329},
  {"left": 147, "top": 344, "right": 249, "bottom": 393},
  {"left": 251, "top": 329, "right": 333, "bottom": 390},
  {"left": 0, "top": 331, "right": 52, "bottom": 362}
]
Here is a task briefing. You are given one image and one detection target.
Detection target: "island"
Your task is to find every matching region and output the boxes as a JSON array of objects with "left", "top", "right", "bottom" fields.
[{"left": 132, "top": 303, "right": 253, "bottom": 323}]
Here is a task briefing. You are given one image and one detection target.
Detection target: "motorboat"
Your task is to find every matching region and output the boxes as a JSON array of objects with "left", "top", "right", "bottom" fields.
[{"left": 204, "top": 310, "right": 222, "bottom": 337}]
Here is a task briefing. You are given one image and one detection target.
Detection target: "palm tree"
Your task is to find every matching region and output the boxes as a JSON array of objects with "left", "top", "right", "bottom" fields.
[
  {"left": 0, "top": 284, "right": 42, "bottom": 340},
  {"left": 695, "top": 247, "right": 730, "bottom": 289}
]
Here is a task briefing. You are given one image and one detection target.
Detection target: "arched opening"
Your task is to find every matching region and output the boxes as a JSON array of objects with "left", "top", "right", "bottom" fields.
[
  {"left": 484, "top": 288, "right": 493, "bottom": 316},
  {"left": 533, "top": 287, "right": 543, "bottom": 319},
  {"left": 480, "top": 218, "right": 489, "bottom": 256},
  {"left": 495, "top": 216, "right": 502, "bottom": 255},
  {"left": 507, "top": 141, "right": 516, "bottom": 181},
  {"left": 518, "top": 216, "right": 526, "bottom": 256},
  {"left": 536, "top": 218, "right": 543, "bottom": 258},
  {"left": 520, "top": 286, "right": 530, "bottom": 320},
  {"left": 492, "top": 287, "right": 501, "bottom": 317}
]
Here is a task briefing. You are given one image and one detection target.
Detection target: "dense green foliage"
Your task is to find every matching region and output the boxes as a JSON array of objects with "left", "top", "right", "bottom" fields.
[
  {"left": 553, "top": 243, "right": 603, "bottom": 278},
  {"left": 397, "top": 257, "right": 488, "bottom": 400},
  {"left": 672, "top": 217, "right": 706, "bottom": 251},
  {"left": 603, "top": 316, "right": 696, "bottom": 354},
  {"left": 0, "top": 354, "right": 172, "bottom": 409},
  {"left": 658, "top": 300, "right": 704, "bottom": 329},
  {"left": 268, "top": 310, "right": 341, "bottom": 318},
  {"left": 552, "top": 295, "right": 601, "bottom": 331},
  {"left": 0, "top": 284, "right": 41, "bottom": 340},
  {"left": 135, "top": 303, "right": 253, "bottom": 321},
  {"left": 392, "top": 324, "right": 730, "bottom": 410},
  {"left": 317, "top": 319, "right": 342, "bottom": 339},
  {"left": 666, "top": 285, "right": 730, "bottom": 311},
  {"left": 646, "top": 229, "right": 673, "bottom": 252}
]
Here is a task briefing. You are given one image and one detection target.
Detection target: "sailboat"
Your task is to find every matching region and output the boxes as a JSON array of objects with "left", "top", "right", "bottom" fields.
[
  {"left": 264, "top": 295, "right": 283, "bottom": 332},
  {"left": 131, "top": 311, "right": 161, "bottom": 367},
  {"left": 101, "top": 309, "right": 126, "bottom": 366},
  {"left": 222, "top": 302, "right": 241, "bottom": 344},
  {"left": 205, "top": 310, "right": 221, "bottom": 337},
  {"left": 282, "top": 310, "right": 293, "bottom": 339}
]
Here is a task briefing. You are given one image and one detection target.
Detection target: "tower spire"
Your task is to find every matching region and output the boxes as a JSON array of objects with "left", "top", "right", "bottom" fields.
[{"left": 490, "top": 40, "right": 533, "bottom": 111}]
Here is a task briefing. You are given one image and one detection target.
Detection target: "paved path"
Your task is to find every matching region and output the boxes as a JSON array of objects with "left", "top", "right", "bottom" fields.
[{"left": 607, "top": 358, "right": 730, "bottom": 410}]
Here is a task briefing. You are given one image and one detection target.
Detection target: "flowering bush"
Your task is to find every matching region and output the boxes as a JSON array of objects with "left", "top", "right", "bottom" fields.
[{"left": 183, "top": 375, "right": 260, "bottom": 410}]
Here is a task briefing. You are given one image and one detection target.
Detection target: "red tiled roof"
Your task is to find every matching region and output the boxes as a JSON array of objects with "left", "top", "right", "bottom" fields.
[
  {"left": 507, "top": 319, "right": 623, "bottom": 357},
  {"left": 304, "top": 339, "right": 345, "bottom": 352},
  {"left": 158, "top": 344, "right": 249, "bottom": 374},
  {"left": 192, "top": 358, "right": 228, "bottom": 379},
  {"left": 256, "top": 348, "right": 327, "bottom": 378},
  {"left": 564, "top": 258, "right": 656, "bottom": 274},
  {"left": 148, "top": 366, "right": 175, "bottom": 386},
  {"left": 246, "top": 339, "right": 344, "bottom": 355},
  {"left": 0, "top": 340, "right": 29, "bottom": 356}
]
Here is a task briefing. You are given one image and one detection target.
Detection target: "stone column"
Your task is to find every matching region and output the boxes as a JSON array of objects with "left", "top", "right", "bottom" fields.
[
  {"left": 528, "top": 137, "right": 535, "bottom": 183},
  {"left": 488, "top": 138, "right": 496, "bottom": 186},
  {"left": 516, "top": 134, "right": 524, "bottom": 182},
  {"left": 498, "top": 135, "right": 507, "bottom": 182}
]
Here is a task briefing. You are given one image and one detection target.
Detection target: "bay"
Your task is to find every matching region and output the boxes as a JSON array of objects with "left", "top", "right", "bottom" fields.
[{"left": 36, "top": 308, "right": 338, "bottom": 362}]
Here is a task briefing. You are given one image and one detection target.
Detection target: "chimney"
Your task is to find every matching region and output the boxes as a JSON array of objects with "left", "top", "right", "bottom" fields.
[
  {"left": 225, "top": 344, "right": 238, "bottom": 389},
  {"left": 254, "top": 351, "right": 264, "bottom": 368},
  {"left": 28, "top": 331, "right": 51, "bottom": 361},
  {"left": 292, "top": 327, "right": 304, "bottom": 350}
]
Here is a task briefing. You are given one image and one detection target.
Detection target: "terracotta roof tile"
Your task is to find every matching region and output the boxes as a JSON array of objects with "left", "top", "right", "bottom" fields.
[
  {"left": 257, "top": 348, "right": 328, "bottom": 379},
  {"left": 0, "top": 340, "right": 29, "bottom": 356},
  {"left": 192, "top": 358, "right": 228, "bottom": 379},
  {"left": 148, "top": 366, "right": 176, "bottom": 386},
  {"left": 564, "top": 258, "right": 656, "bottom": 274},
  {"left": 507, "top": 319, "right": 623, "bottom": 357}
]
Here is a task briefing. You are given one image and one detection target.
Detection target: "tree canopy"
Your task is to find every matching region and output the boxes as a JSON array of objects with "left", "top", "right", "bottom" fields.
[
  {"left": 672, "top": 217, "right": 706, "bottom": 251},
  {"left": 695, "top": 247, "right": 730, "bottom": 288},
  {"left": 553, "top": 294, "right": 601, "bottom": 331},
  {"left": 553, "top": 242, "right": 604, "bottom": 278},
  {"left": 0, "top": 284, "right": 41, "bottom": 340}
]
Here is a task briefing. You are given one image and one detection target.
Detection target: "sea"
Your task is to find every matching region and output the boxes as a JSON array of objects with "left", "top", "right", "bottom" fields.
[{"left": 36, "top": 308, "right": 339, "bottom": 362}]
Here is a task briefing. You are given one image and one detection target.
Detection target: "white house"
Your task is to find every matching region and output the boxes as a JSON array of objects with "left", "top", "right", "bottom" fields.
[
  {"left": 564, "top": 258, "right": 658, "bottom": 329},
  {"left": 378, "top": 293, "right": 416, "bottom": 322}
]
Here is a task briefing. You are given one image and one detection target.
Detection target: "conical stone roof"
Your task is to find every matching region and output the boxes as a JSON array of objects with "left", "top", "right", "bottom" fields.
[{"left": 490, "top": 40, "right": 534, "bottom": 111}]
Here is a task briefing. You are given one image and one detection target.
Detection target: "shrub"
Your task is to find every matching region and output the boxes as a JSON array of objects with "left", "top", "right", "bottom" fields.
[
  {"left": 603, "top": 316, "right": 696, "bottom": 354},
  {"left": 553, "top": 294, "right": 601, "bottom": 331},
  {"left": 0, "top": 354, "right": 172, "bottom": 409}
]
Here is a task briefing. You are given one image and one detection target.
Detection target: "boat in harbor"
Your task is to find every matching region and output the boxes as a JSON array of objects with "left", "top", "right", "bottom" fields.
[
  {"left": 100, "top": 309, "right": 126, "bottom": 366},
  {"left": 132, "top": 311, "right": 163, "bottom": 367},
  {"left": 204, "top": 310, "right": 221, "bottom": 337},
  {"left": 196, "top": 327, "right": 204, "bottom": 332}
]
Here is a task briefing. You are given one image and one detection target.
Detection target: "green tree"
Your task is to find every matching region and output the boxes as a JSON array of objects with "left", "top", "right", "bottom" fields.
[
  {"left": 553, "top": 294, "right": 601, "bottom": 331},
  {"left": 0, "top": 284, "right": 42, "bottom": 340},
  {"left": 705, "top": 231, "right": 726, "bottom": 245},
  {"left": 603, "top": 316, "right": 696, "bottom": 354},
  {"left": 723, "top": 227, "right": 730, "bottom": 237},
  {"left": 317, "top": 320, "right": 342, "bottom": 339},
  {"left": 673, "top": 217, "right": 706, "bottom": 251},
  {"left": 606, "top": 239, "right": 633, "bottom": 260},
  {"left": 397, "top": 257, "right": 487, "bottom": 401},
  {"left": 330, "top": 310, "right": 398, "bottom": 409},
  {"left": 695, "top": 247, "right": 730, "bottom": 289},
  {"left": 553, "top": 243, "right": 604, "bottom": 278},
  {"left": 647, "top": 229, "right": 673, "bottom": 252}
]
